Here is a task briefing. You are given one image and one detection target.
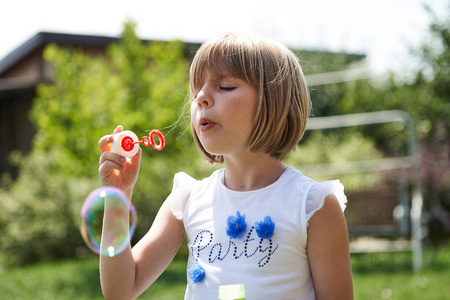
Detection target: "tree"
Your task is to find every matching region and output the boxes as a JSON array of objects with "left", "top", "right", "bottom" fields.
[{"left": 0, "top": 22, "right": 206, "bottom": 266}]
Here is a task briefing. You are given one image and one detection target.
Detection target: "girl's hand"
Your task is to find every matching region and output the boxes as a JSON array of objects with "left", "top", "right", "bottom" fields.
[{"left": 98, "top": 125, "right": 142, "bottom": 198}]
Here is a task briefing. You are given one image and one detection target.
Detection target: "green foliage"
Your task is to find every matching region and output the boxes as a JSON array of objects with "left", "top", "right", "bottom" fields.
[
  {"left": 286, "top": 130, "right": 383, "bottom": 190},
  {"left": 339, "top": 9, "right": 450, "bottom": 143},
  {"left": 296, "top": 50, "right": 365, "bottom": 74},
  {"left": 0, "top": 22, "right": 208, "bottom": 266},
  {"left": 297, "top": 50, "right": 366, "bottom": 117},
  {"left": 0, "top": 151, "right": 96, "bottom": 266}
]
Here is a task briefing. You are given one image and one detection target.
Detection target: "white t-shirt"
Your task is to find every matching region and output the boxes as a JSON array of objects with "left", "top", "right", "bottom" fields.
[{"left": 169, "top": 166, "right": 347, "bottom": 300}]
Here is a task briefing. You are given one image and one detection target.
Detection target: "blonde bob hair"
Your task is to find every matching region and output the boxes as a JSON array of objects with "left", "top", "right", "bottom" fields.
[{"left": 189, "top": 33, "right": 310, "bottom": 164}]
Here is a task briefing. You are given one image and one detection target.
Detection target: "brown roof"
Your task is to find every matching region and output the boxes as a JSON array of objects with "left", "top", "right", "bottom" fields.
[{"left": 0, "top": 32, "right": 120, "bottom": 76}]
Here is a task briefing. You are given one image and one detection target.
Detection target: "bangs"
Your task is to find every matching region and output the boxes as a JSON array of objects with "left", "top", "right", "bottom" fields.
[{"left": 189, "top": 33, "right": 260, "bottom": 96}]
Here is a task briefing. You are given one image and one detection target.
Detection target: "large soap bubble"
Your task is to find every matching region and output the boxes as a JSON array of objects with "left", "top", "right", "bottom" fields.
[{"left": 80, "top": 186, "right": 137, "bottom": 257}]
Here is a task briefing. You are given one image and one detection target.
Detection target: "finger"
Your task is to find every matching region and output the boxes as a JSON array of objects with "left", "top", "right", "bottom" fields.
[
  {"left": 99, "top": 160, "right": 125, "bottom": 176},
  {"left": 98, "top": 134, "right": 114, "bottom": 153},
  {"left": 113, "top": 125, "right": 123, "bottom": 135},
  {"left": 99, "top": 151, "right": 126, "bottom": 167}
]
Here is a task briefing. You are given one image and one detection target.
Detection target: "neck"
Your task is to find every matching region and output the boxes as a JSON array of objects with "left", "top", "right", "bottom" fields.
[{"left": 223, "top": 153, "right": 286, "bottom": 191}]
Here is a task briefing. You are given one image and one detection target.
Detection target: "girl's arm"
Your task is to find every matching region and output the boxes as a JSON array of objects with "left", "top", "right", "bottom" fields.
[
  {"left": 307, "top": 194, "right": 354, "bottom": 300},
  {"left": 98, "top": 126, "right": 185, "bottom": 299},
  {"left": 100, "top": 198, "right": 185, "bottom": 300}
]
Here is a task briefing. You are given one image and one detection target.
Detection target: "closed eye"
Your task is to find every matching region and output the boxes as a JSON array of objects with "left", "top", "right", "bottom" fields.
[{"left": 219, "top": 86, "right": 236, "bottom": 91}]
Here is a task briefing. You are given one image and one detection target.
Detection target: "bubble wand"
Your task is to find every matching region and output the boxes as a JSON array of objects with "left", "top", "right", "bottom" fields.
[{"left": 111, "top": 129, "right": 165, "bottom": 157}]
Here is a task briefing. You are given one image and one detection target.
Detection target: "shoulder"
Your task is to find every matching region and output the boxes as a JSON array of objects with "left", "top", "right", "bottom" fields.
[
  {"left": 282, "top": 167, "right": 347, "bottom": 216},
  {"left": 307, "top": 193, "right": 347, "bottom": 241},
  {"left": 305, "top": 179, "right": 347, "bottom": 224},
  {"left": 168, "top": 172, "right": 198, "bottom": 220},
  {"left": 169, "top": 170, "right": 222, "bottom": 220},
  {"left": 308, "top": 194, "right": 346, "bottom": 227}
]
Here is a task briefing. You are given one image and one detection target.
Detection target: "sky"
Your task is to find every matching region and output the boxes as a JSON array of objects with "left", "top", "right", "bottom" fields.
[{"left": 0, "top": 0, "right": 448, "bottom": 76}]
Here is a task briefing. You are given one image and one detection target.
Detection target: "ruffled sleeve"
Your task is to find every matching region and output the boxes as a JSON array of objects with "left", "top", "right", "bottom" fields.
[
  {"left": 305, "top": 180, "right": 347, "bottom": 225},
  {"left": 168, "top": 172, "right": 198, "bottom": 220}
]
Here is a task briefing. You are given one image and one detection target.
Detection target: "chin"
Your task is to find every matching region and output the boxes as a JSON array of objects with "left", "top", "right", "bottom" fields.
[{"left": 203, "top": 148, "right": 223, "bottom": 157}]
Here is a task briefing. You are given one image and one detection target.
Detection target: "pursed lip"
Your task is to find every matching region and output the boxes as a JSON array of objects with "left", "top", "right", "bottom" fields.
[{"left": 199, "top": 118, "right": 215, "bottom": 131}]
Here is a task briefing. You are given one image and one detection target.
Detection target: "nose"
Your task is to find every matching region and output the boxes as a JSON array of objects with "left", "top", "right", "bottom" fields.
[{"left": 195, "top": 90, "right": 213, "bottom": 108}]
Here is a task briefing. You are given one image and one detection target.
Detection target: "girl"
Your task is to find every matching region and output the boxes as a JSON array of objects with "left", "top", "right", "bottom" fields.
[{"left": 98, "top": 33, "right": 353, "bottom": 299}]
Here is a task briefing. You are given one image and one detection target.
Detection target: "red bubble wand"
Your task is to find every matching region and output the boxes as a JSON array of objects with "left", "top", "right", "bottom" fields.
[{"left": 111, "top": 129, "right": 165, "bottom": 157}]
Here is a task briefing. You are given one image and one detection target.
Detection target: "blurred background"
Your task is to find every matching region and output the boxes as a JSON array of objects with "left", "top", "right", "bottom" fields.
[{"left": 0, "top": 0, "right": 449, "bottom": 299}]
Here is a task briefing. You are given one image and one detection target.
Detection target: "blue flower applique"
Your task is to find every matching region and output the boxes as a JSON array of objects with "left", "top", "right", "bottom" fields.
[
  {"left": 226, "top": 211, "right": 247, "bottom": 239},
  {"left": 255, "top": 216, "right": 275, "bottom": 239},
  {"left": 187, "top": 261, "right": 205, "bottom": 283}
]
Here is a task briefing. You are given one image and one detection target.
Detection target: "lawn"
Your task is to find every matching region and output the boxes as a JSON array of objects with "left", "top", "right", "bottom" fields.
[
  {"left": 0, "top": 244, "right": 449, "bottom": 299},
  {"left": 351, "top": 244, "right": 450, "bottom": 299},
  {"left": 0, "top": 256, "right": 187, "bottom": 300}
]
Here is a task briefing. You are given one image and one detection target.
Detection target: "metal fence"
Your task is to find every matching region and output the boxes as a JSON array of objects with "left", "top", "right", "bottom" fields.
[{"left": 300, "top": 110, "right": 425, "bottom": 271}]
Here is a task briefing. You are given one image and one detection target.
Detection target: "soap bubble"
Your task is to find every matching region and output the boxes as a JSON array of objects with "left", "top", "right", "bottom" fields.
[{"left": 80, "top": 186, "right": 137, "bottom": 257}]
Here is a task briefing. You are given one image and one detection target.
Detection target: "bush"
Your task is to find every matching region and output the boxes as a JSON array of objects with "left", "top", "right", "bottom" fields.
[{"left": 0, "top": 151, "right": 97, "bottom": 265}]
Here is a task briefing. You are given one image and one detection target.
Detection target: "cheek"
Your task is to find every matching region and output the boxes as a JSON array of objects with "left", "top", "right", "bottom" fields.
[
  {"left": 190, "top": 103, "right": 206, "bottom": 141},
  {"left": 231, "top": 96, "right": 258, "bottom": 124},
  {"left": 190, "top": 102, "right": 197, "bottom": 119},
  {"left": 190, "top": 104, "right": 198, "bottom": 130}
]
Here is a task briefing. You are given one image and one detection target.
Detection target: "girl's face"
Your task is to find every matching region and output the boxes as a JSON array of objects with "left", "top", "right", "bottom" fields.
[{"left": 191, "top": 68, "right": 258, "bottom": 159}]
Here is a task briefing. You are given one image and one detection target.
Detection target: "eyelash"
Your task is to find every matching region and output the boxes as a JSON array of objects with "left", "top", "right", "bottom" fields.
[
  {"left": 192, "top": 84, "right": 236, "bottom": 99},
  {"left": 219, "top": 86, "right": 236, "bottom": 91}
]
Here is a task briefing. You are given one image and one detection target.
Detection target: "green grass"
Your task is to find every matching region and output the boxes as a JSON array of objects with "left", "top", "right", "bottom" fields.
[
  {"left": 351, "top": 245, "right": 450, "bottom": 299},
  {"left": 1, "top": 244, "right": 449, "bottom": 299},
  {"left": 0, "top": 256, "right": 187, "bottom": 300}
]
